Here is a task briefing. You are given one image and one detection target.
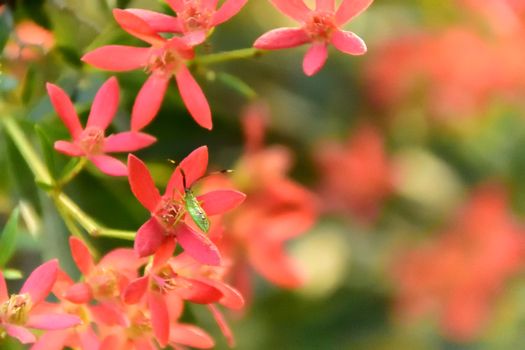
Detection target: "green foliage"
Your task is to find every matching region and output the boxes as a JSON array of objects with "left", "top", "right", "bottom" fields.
[{"left": 0, "top": 207, "right": 20, "bottom": 267}]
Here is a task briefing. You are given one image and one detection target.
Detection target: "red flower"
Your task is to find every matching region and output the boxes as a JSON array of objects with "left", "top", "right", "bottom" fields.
[
  {"left": 128, "top": 146, "right": 246, "bottom": 265},
  {"left": 0, "top": 260, "right": 81, "bottom": 344},
  {"left": 47, "top": 77, "right": 156, "bottom": 177},
  {"left": 254, "top": 0, "right": 372, "bottom": 76},
  {"left": 82, "top": 9, "right": 212, "bottom": 131},
  {"left": 127, "top": 0, "right": 248, "bottom": 46}
]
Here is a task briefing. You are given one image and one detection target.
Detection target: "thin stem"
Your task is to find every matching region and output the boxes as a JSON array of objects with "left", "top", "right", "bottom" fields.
[
  {"left": 58, "top": 157, "right": 87, "bottom": 187},
  {"left": 192, "top": 48, "right": 266, "bottom": 66},
  {"left": 96, "top": 228, "right": 135, "bottom": 241}
]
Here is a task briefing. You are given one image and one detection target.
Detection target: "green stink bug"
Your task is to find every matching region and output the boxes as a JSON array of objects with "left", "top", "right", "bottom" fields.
[{"left": 180, "top": 168, "right": 210, "bottom": 233}]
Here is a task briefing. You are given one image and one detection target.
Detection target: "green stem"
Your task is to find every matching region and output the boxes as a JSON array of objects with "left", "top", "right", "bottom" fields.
[
  {"left": 192, "top": 48, "right": 266, "bottom": 66},
  {"left": 58, "top": 157, "right": 87, "bottom": 187}
]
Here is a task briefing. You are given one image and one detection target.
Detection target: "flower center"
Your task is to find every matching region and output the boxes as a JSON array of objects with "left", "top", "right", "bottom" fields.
[
  {"left": 155, "top": 198, "right": 184, "bottom": 230},
  {"left": 128, "top": 310, "right": 152, "bottom": 339},
  {"left": 0, "top": 294, "right": 32, "bottom": 325},
  {"left": 78, "top": 126, "right": 105, "bottom": 155},
  {"left": 87, "top": 268, "right": 119, "bottom": 300},
  {"left": 146, "top": 45, "right": 183, "bottom": 78},
  {"left": 181, "top": 3, "right": 212, "bottom": 32},
  {"left": 304, "top": 11, "right": 337, "bottom": 41}
]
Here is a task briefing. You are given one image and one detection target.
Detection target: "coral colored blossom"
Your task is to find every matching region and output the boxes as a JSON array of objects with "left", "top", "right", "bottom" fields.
[
  {"left": 128, "top": 146, "right": 246, "bottom": 265},
  {"left": 127, "top": 0, "right": 248, "bottom": 46},
  {"left": 47, "top": 77, "right": 156, "bottom": 177},
  {"left": 4, "top": 21, "right": 55, "bottom": 61},
  {"left": 254, "top": 0, "right": 372, "bottom": 76},
  {"left": 392, "top": 186, "right": 525, "bottom": 341},
  {"left": 0, "top": 260, "right": 81, "bottom": 345},
  {"left": 82, "top": 9, "right": 212, "bottom": 131}
]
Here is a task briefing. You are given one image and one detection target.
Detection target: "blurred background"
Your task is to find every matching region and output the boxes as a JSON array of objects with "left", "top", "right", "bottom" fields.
[{"left": 1, "top": 0, "right": 525, "bottom": 349}]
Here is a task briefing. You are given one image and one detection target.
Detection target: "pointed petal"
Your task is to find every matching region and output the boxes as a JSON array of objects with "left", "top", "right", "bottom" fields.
[
  {"left": 208, "top": 304, "right": 235, "bottom": 347},
  {"left": 4, "top": 324, "right": 36, "bottom": 344},
  {"left": 170, "top": 324, "right": 215, "bottom": 348},
  {"left": 87, "top": 77, "right": 119, "bottom": 130},
  {"left": 99, "top": 248, "right": 144, "bottom": 271},
  {"left": 197, "top": 190, "right": 246, "bottom": 216},
  {"left": 331, "top": 29, "right": 367, "bottom": 55},
  {"left": 175, "top": 66, "right": 212, "bottom": 130},
  {"left": 123, "top": 276, "right": 149, "bottom": 304},
  {"left": 30, "top": 330, "right": 69, "bottom": 350},
  {"left": 148, "top": 291, "right": 170, "bottom": 347},
  {"left": 82, "top": 46, "right": 150, "bottom": 71},
  {"left": 194, "top": 278, "right": 244, "bottom": 310},
  {"left": 130, "top": 74, "right": 170, "bottom": 131},
  {"left": 316, "top": 0, "right": 334, "bottom": 11},
  {"left": 335, "top": 0, "right": 373, "bottom": 25},
  {"left": 54, "top": 141, "right": 83, "bottom": 157},
  {"left": 135, "top": 218, "right": 167, "bottom": 257},
  {"left": 69, "top": 237, "right": 94, "bottom": 275},
  {"left": 64, "top": 282, "right": 92, "bottom": 304},
  {"left": 113, "top": 9, "right": 164, "bottom": 45},
  {"left": 89, "top": 155, "right": 128, "bottom": 176},
  {"left": 20, "top": 259, "right": 58, "bottom": 305},
  {"left": 90, "top": 302, "right": 127, "bottom": 327},
  {"left": 128, "top": 154, "right": 161, "bottom": 212},
  {"left": 103, "top": 132, "right": 156, "bottom": 153},
  {"left": 269, "top": 0, "right": 311, "bottom": 21},
  {"left": 302, "top": 43, "right": 328, "bottom": 76},
  {"left": 182, "top": 30, "right": 208, "bottom": 46},
  {"left": 126, "top": 9, "right": 182, "bottom": 33},
  {"left": 253, "top": 27, "right": 310, "bottom": 49},
  {"left": 79, "top": 326, "right": 101, "bottom": 350},
  {"left": 212, "top": 0, "right": 248, "bottom": 26},
  {"left": 0, "top": 271, "right": 8, "bottom": 301},
  {"left": 26, "top": 313, "right": 81, "bottom": 330},
  {"left": 175, "top": 277, "right": 223, "bottom": 304},
  {"left": 166, "top": 146, "right": 209, "bottom": 195},
  {"left": 175, "top": 223, "right": 221, "bottom": 266},
  {"left": 134, "top": 338, "right": 157, "bottom": 350},
  {"left": 46, "top": 83, "right": 82, "bottom": 139},
  {"left": 152, "top": 239, "right": 176, "bottom": 268}
]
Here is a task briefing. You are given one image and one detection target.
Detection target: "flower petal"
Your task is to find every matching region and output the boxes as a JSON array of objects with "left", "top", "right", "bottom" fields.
[
  {"left": 26, "top": 313, "right": 81, "bottom": 330},
  {"left": 153, "top": 239, "right": 177, "bottom": 268},
  {"left": 208, "top": 304, "right": 234, "bottom": 347},
  {"left": 131, "top": 74, "right": 170, "bottom": 131},
  {"left": 316, "top": 0, "right": 334, "bottom": 11},
  {"left": 64, "top": 282, "right": 92, "bottom": 304},
  {"left": 182, "top": 30, "right": 208, "bottom": 46},
  {"left": 331, "top": 29, "right": 367, "bottom": 55},
  {"left": 197, "top": 190, "right": 246, "bottom": 216},
  {"left": 194, "top": 278, "right": 244, "bottom": 310},
  {"left": 148, "top": 291, "right": 170, "bottom": 347},
  {"left": 126, "top": 9, "right": 182, "bottom": 33},
  {"left": 212, "top": 0, "right": 248, "bottom": 26},
  {"left": 269, "top": 0, "right": 311, "bottom": 21},
  {"left": 302, "top": 42, "right": 328, "bottom": 76},
  {"left": 4, "top": 324, "right": 36, "bottom": 344},
  {"left": 165, "top": 146, "right": 209, "bottom": 195},
  {"left": 69, "top": 237, "right": 94, "bottom": 275},
  {"left": 335, "top": 0, "right": 373, "bottom": 26},
  {"left": 253, "top": 27, "right": 310, "bottom": 50},
  {"left": 54, "top": 141, "right": 83, "bottom": 157},
  {"left": 89, "top": 155, "right": 128, "bottom": 176},
  {"left": 175, "top": 223, "right": 221, "bottom": 266},
  {"left": 79, "top": 326, "right": 101, "bottom": 350},
  {"left": 46, "top": 83, "right": 82, "bottom": 139},
  {"left": 175, "top": 277, "right": 223, "bottom": 304},
  {"left": 123, "top": 276, "right": 149, "bottom": 304},
  {"left": 30, "top": 330, "right": 70, "bottom": 350},
  {"left": 128, "top": 154, "right": 161, "bottom": 212},
  {"left": 135, "top": 218, "right": 167, "bottom": 257},
  {"left": 170, "top": 324, "right": 215, "bottom": 348},
  {"left": 82, "top": 45, "right": 150, "bottom": 71},
  {"left": 20, "top": 259, "right": 58, "bottom": 305},
  {"left": 103, "top": 132, "right": 156, "bottom": 153},
  {"left": 86, "top": 77, "right": 119, "bottom": 130},
  {"left": 0, "top": 271, "right": 8, "bottom": 301},
  {"left": 175, "top": 66, "right": 212, "bottom": 130},
  {"left": 113, "top": 9, "right": 164, "bottom": 45}
]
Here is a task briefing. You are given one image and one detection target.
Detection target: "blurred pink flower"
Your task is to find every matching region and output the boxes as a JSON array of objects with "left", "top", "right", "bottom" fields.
[
  {"left": 254, "top": 0, "right": 372, "bottom": 75},
  {"left": 4, "top": 20, "right": 55, "bottom": 61}
]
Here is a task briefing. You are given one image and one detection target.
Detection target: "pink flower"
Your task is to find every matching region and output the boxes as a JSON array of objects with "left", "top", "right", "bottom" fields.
[
  {"left": 47, "top": 77, "right": 156, "bottom": 177},
  {"left": 254, "top": 0, "right": 372, "bottom": 76},
  {"left": 127, "top": 0, "right": 248, "bottom": 46},
  {"left": 0, "top": 260, "right": 81, "bottom": 344},
  {"left": 128, "top": 146, "right": 246, "bottom": 265},
  {"left": 82, "top": 9, "right": 212, "bottom": 131}
]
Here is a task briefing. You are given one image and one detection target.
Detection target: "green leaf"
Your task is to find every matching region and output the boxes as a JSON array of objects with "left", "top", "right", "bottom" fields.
[
  {"left": 35, "top": 125, "right": 58, "bottom": 180},
  {"left": 0, "top": 208, "right": 20, "bottom": 267},
  {"left": 2, "top": 268, "right": 23, "bottom": 280}
]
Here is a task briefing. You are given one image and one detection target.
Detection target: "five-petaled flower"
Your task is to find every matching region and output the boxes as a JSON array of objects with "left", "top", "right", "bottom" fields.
[
  {"left": 254, "top": 0, "right": 372, "bottom": 76},
  {"left": 128, "top": 146, "right": 246, "bottom": 265},
  {"left": 47, "top": 77, "right": 156, "bottom": 177},
  {"left": 0, "top": 260, "right": 81, "bottom": 344},
  {"left": 127, "top": 0, "right": 248, "bottom": 46},
  {"left": 82, "top": 9, "right": 213, "bottom": 131}
]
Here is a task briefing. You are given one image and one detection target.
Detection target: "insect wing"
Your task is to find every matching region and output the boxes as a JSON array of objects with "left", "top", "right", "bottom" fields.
[{"left": 184, "top": 190, "right": 210, "bottom": 233}]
